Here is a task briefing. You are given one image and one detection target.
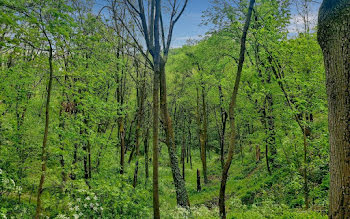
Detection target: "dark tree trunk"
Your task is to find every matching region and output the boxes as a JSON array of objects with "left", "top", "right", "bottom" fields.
[
  {"left": 188, "top": 122, "right": 193, "bottom": 169},
  {"left": 119, "top": 119, "right": 125, "bottom": 174},
  {"left": 145, "top": 129, "right": 149, "bottom": 180},
  {"left": 197, "top": 169, "right": 201, "bottom": 192},
  {"left": 218, "top": 85, "right": 228, "bottom": 169},
  {"left": 58, "top": 108, "right": 67, "bottom": 189},
  {"left": 35, "top": 44, "right": 53, "bottom": 219},
  {"left": 202, "top": 86, "right": 208, "bottom": 183},
  {"left": 133, "top": 161, "right": 139, "bottom": 188},
  {"left": 182, "top": 117, "right": 186, "bottom": 180},
  {"left": 152, "top": 67, "right": 160, "bottom": 218},
  {"left": 197, "top": 87, "right": 208, "bottom": 184},
  {"left": 318, "top": 2, "right": 350, "bottom": 217},
  {"left": 218, "top": 0, "right": 255, "bottom": 218}
]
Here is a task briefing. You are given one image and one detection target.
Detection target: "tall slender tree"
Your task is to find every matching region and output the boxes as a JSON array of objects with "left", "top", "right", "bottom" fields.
[{"left": 218, "top": 0, "right": 255, "bottom": 218}]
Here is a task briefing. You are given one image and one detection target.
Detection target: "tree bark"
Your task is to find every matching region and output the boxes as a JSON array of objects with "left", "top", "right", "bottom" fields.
[
  {"left": 197, "top": 87, "right": 208, "bottom": 184},
  {"left": 318, "top": 1, "right": 350, "bottom": 217},
  {"left": 202, "top": 86, "right": 208, "bottom": 183},
  {"left": 182, "top": 115, "right": 186, "bottom": 180},
  {"left": 119, "top": 119, "right": 125, "bottom": 174},
  {"left": 159, "top": 63, "right": 190, "bottom": 208},
  {"left": 152, "top": 67, "right": 160, "bottom": 219},
  {"left": 145, "top": 128, "right": 149, "bottom": 180},
  {"left": 197, "top": 169, "right": 201, "bottom": 192},
  {"left": 218, "top": 85, "right": 228, "bottom": 169},
  {"left": 218, "top": 0, "right": 255, "bottom": 218},
  {"left": 35, "top": 44, "right": 53, "bottom": 219}
]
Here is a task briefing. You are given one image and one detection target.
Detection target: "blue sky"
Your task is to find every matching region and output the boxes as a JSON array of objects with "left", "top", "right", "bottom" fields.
[
  {"left": 95, "top": 0, "right": 321, "bottom": 48},
  {"left": 171, "top": 0, "right": 212, "bottom": 48}
]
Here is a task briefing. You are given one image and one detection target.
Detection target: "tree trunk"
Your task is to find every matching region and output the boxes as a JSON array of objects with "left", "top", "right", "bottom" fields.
[
  {"left": 197, "top": 169, "right": 201, "bottom": 192},
  {"left": 303, "top": 123, "right": 309, "bottom": 209},
  {"left": 133, "top": 161, "right": 139, "bottom": 188},
  {"left": 188, "top": 122, "right": 193, "bottom": 169},
  {"left": 58, "top": 108, "right": 67, "bottom": 189},
  {"left": 182, "top": 117, "right": 186, "bottom": 180},
  {"left": 145, "top": 128, "right": 149, "bottom": 180},
  {"left": 35, "top": 45, "right": 53, "bottom": 219},
  {"left": 218, "top": 85, "right": 228, "bottom": 169},
  {"left": 197, "top": 87, "right": 208, "bottom": 184},
  {"left": 119, "top": 119, "right": 125, "bottom": 174},
  {"left": 202, "top": 86, "right": 208, "bottom": 183},
  {"left": 159, "top": 63, "right": 190, "bottom": 208},
  {"left": 318, "top": 2, "right": 350, "bottom": 217},
  {"left": 152, "top": 64, "right": 160, "bottom": 219},
  {"left": 218, "top": 0, "right": 255, "bottom": 218}
]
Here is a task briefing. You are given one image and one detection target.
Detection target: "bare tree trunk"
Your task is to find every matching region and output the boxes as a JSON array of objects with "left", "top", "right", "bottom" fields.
[
  {"left": 119, "top": 119, "right": 125, "bottom": 174},
  {"left": 303, "top": 123, "right": 309, "bottom": 209},
  {"left": 318, "top": 2, "right": 350, "bottom": 217},
  {"left": 182, "top": 116, "right": 186, "bottom": 180},
  {"left": 197, "top": 169, "right": 201, "bottom": 192},
  {"left": 218, "top": 0, "right": 255, "bottom": 218},
  {"left": 58, "top": 108, "right": 66, "bottom": 189},
  {"left": 35, "top": 44, "right": 53, "bottom": 219},
  {"left": 159, "top": 63, "right": 190, "bottom": 208},
  {"left": 145, "top": 128, "right": 149, "bottom": 180},
  {"left": 152, "top": 68, "right": 160, "bottom": 219},
  {"left": 188, "top": 121, "right": 193, "bottom": 169},
  {"left": 197, "top": 87, "right": 208, "bottom": 184},
  {"left": 133, "top": 161, "right": 139, "bottom": 188},
  {"left": 202, "top": 86, "right": 208, "bottom": 183},
  {"left": 218, "top": 85, "right": 228, "bottom": 169}
]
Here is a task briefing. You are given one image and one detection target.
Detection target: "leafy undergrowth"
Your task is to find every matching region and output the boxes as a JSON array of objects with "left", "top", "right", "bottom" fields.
[{"left": 1, "top": 149, "right": 327, "bottom": 218}]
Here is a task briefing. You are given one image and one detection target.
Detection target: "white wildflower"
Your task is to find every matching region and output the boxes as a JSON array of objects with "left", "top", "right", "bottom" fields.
[
  {"left": 74, "top": 206, "right": 79, "bottom": 211},
  {"left": 93, "top": 195, "right": 98, "bottom": 200},
  {"left": 90, "top": 203, "right": 94, "bottom": 208},
  {"left": 85, "top": 196, "right": 90, "bottom": 201},
  {"left": 76, "top": 198, "right": 81, "bottom": 202},
  {"left": 0, "top": 169, "right": 2, "bottom": 174},
  {"left": 93, "top": 207, "right": 97, "bottom": 211},
  {"left": 100, "top": 207, "right": 103, "bottom": 211},
  {"left": 73, "top": 214, "right": 79, "bottom": 219},
  {"left": 83, "top": 204, "right": 87, "bottom": 208}
]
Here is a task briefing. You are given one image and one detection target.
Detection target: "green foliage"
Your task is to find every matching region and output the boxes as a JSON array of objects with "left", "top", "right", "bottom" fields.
[{"left": 0, "top": 0, "right": 329, "bottom": 218}]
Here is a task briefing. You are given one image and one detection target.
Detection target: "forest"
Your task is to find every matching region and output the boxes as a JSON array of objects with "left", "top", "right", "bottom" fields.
[{"left": 0, "top": 0, "right": 349, "bottom": 218}]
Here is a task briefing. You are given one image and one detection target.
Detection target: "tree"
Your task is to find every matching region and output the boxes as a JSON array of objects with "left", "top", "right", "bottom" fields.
[
  {"left": 218, "top": 0, "right": 255, "bottom": 218},
  {"left": 122, "top": 0, "right": 190, "bottom": 216},
  {"left": 318, "top": 0, "right": 350, "bottom": 218}
]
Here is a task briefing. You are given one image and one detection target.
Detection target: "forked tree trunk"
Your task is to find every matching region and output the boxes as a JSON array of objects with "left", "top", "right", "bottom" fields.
[
  {"left": 318, "top": 1, "right": 350, "bottom": 218},
  {"left": 218, "top": 0, "right": 255, "bottom": 218}
]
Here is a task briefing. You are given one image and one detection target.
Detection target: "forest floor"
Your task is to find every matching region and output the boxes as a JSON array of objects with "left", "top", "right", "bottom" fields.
[
  {"left": 1, "top": 147, "right": 328, "bottom": 218},
  {"left": 150, "top": 149, "right": 328, "bottom": 218}
]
